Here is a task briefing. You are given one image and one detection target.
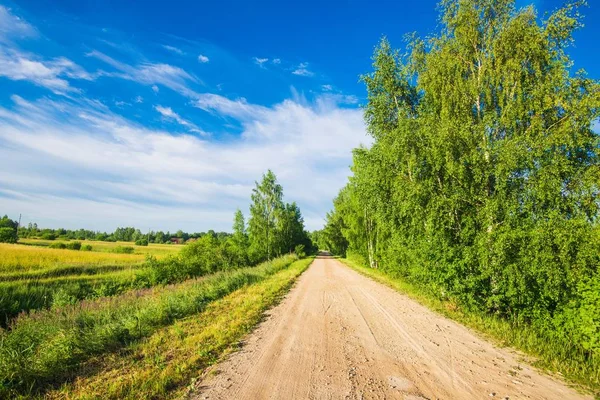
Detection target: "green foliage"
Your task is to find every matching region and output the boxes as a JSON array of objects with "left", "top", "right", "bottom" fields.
[
  {"left": 248, "top": 170, "right": 314, "bottom": 262},
  {"left": 0, "top": 216, "right": 18, "bottom": 243},
  {"left": 81, "top": 244, "right": 93, "bottom": 251},
  {"left": 135, "top": 238, "right": 149, "bottom": 246},
  {"left": 0, "top": 227, "right": 17, "bottom": 244},
  {"left": 324, "top": 0, "right": 600, "bottom": 367},
  {"left": 48, "top": 242, "right": 67, "bottom": 249},
  {"left": 294, "top": 244, "right": 306, "bottom": 258},
  {"left": 65, "top": 241, "right": 81, "bottom": 250},
  {"left": 248, "top": 170, "right": 284, "bottom": 261},
  {"left": 112, "top": 246, "right": 135, "bottom": 254}
]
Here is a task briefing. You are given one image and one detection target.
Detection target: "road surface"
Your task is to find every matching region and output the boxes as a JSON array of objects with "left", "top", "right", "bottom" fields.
[{"left": 192, "top": 256, "right": 589, "bottom": 399}]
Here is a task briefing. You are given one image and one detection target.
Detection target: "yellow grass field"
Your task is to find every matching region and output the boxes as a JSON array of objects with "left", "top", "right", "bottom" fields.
[
  {"left": 0, "top": 241, "right": 182, "bottom": 272},
  {"left": 18, "top": 238, "right": 181, "bottom": 255}
]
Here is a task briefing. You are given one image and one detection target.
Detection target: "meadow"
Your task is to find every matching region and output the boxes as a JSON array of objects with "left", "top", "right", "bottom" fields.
[
  {"left": 0, "top": 241, "right": 182, "bottom": 327},
  {"left": 17, "top": 238, "right": 180, "bottom": 258}
]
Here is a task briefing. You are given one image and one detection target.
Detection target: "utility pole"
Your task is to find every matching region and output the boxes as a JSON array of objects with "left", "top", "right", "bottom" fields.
[{"left": 17, "top": 214, "right": 22, "bottom": 241}]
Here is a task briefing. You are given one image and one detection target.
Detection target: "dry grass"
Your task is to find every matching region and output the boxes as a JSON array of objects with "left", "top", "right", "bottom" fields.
[
  {"left": 0, "top": 243, "right": 146, "bottom": 273},
  {"left": 17, "top": 239, "right": 181, "bottom": 258}
]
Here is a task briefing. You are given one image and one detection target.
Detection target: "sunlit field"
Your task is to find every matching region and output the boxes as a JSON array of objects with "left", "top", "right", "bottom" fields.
[{"left": 17, "top": 238, "right": 181, "bottom": 258}]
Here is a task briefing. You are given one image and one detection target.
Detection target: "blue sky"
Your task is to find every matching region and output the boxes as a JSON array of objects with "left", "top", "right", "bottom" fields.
[{"left": 0, "top": 0, "right": 599, "bottom": 233}]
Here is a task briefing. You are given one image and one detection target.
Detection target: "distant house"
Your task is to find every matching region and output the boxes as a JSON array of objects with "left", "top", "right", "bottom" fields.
[{"left": 170, "top": 237, "right": 184, "bottom": 244}]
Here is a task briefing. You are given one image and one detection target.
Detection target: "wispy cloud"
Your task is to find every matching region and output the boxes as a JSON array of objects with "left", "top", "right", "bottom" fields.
[
  {"left": 321, "top": 84, "right": 333, "bottom": 91},
  {"left": 87, "top": 50, "right": 200, "bottom": 97},
  {"left": 134, "top": 95, "right": 143, "bottom": 103},
  {"left": 0, "top": 5, "right": 37, "bottom": 42},
  {"left": 162, "top": 44, "right": 185, "bottom": 55},
  {"left": 272, "top": 58, "right": 281, "bottom": 65},
  {"left": 192, "top": 93, "right": 268, "bottom": 120},
  {"left": 253, "top": 57, "right": 269, "bottom": 67},
  {"left": 0, "top": 7, "right": 92, "bottom": 94},
  {"left": 154, "top": 105, "right": 207, "bottom": 135},
  {"left": 0, "top": 48, "right": 92, "bottom": 94},
  {"left": 292, "top": 62, "right": 314, "bottom": 77},
  {"left": 198, "top": 54, "right": 209, "bottom": 63}
]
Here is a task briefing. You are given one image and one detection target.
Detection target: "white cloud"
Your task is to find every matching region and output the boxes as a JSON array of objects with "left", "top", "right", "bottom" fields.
[
  {"left": 0, "top": 93, "right": 367, "bottom": 231},
  {"left": 193, "top": 93, "right": 267, "bottom": 120},
  {"left": 162, "top": 45, "right": 185, "bottom": 55},
  {"left": 0, "top": 7, "right": 92, "bottom": 94},
  {"left": 154, "top": 105, "right": 207, "bottom": 136},
  {"left": 152, "top": 85, "right": 159, "bottom": 93},
  {"left": 198, "top": 54, "right": 209, "bottom": 63},
  {"left": 134, "top": 95, "right": 144, "bottom": 103},
  {"left": 0, "top": 48, "right": 92, "bottom": 94},
  {"left": 0, "top": 6, "right": 37, "bottom": 42},
  {"left": 292, "top": 62, "right": 314, "bottom": 77},
  {"left": 272, "top": 58, "right": 281, "bottom": 65},
  {"left": 253, "top": 57, "right": 269, "bottom": 67},
  {"left": 322, "top": 84, "right": 333, "bottom": 91},
  {"left": 88, "top": 50, "right": 198, "bottom": 97}
]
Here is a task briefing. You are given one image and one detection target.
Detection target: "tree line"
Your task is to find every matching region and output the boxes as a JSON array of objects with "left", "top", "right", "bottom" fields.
[
  {"left": 320, "top": 1, "right": 599, "bottom": 357},
  {"left": 1, "top": 218, "right": 230, "bottom": 244},
  {"left": 144, "top": 170, "right": 314, "bottom": 283}
]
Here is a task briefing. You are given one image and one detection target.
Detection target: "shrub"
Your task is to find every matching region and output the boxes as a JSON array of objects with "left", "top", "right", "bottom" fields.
[
  {"left": 48, "top": 242, "right": 67, "bottom": 249},
  {"left": 65, "top": 241, "right": 81, "bottom": 250},
  {"left": 81, "top": 244, "right": 93, "bottom": 251},
  {"left": 294, "top": 244, "right": 306, "bottom": 258},
  {"left": 0, "top": 227, "right": 17, "bottom": 243},
  {"left": 112, "top": 246, "right": 135, "bottom": 254},
  {"left": 40, "top": 233, "right": 56, "bottom": 240},
  {"left": 135, "top": 238, "right": 149, "bottom": 246}
]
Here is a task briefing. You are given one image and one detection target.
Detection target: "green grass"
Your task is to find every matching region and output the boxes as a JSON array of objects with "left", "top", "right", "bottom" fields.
[
  {"left": 0, "top": 242, "right": 182, "bottom": 326},
  {"left": 0, "top": 254, "right": 300, "bottom": 398},
  {"left": 0, "top": 269, "right": 140, "bottom": 326},
  {"left": 339, "top": 256, "right": 599, "bottom": 397},
  {"left": 42, "top": 257, "right": 313, "bottom": 400}
]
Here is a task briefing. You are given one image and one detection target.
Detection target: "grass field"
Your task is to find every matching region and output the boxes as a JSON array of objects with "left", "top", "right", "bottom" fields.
[
  {"left": 0, "top": 255, "right": 305, "bottom": 398},
  {"left": 0, "top": 242, "right": 182, "bottom": 327},
  {"left": 17, "top": 239, "right": 181, "bottom": 258}
]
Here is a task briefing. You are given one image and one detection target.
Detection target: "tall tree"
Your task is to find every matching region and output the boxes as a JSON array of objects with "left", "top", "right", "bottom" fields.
[
  {"left": 325, "top": 0, "right": 600, "bottom": 355},
  {"left": 248, "top": 170, "right": 284, "bottom": 261}
]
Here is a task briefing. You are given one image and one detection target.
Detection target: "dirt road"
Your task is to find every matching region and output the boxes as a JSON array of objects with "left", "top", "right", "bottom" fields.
[{"left": 193, "top": 256, "right": 589, "bottom": 399}]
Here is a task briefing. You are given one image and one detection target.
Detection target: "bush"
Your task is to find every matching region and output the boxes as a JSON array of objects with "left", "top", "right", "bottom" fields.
[
  {"left": 65, "top": 241, "right": 81, "bottom": 250},
  {"left": 294, "top": 244, "right": 306, "bottom": 258},
  {"left": 48, "top": 242, "right": 67, "bottom": 249},
  {"left": 135, "top": 238, "right": 149, "bottom": 246},
  {"left": 112, "top": 246, "right": 134, "bottom": 254},
  {"left": 0, "top": 227, "right": 17, "bottom": 243},
  {"left": 40, "top": 233, "right": 56, "bottom": 240},
  {"left": 81, "top": 244, "right": 93, "bottom": 251}
]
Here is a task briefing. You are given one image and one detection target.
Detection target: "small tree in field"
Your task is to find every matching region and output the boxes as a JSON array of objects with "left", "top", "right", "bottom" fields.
[{"left": 0, "top": 215, "right": 18, "bottom": 243}]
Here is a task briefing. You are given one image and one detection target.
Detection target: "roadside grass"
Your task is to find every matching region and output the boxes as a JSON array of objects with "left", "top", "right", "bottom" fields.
[
  {"left": 0, "top": 269, "right": 140, "bottom": 326},
  {"left": 0, "top": 255, "right": 299, "bottom": 398},
  {"left": 16, "top": 239, "right": 181, "bottom": 258},
  {"left": 43, "top": 257, "right": 313, "bottom": 400},
  {"left": 340, "top": 257, "right": 599, "bottom": 396}
]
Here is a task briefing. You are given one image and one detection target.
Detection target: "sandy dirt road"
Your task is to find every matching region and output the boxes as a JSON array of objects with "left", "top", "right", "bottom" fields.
[{"left": 193, "top": 256, "right": 590, "bottom": 400}]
